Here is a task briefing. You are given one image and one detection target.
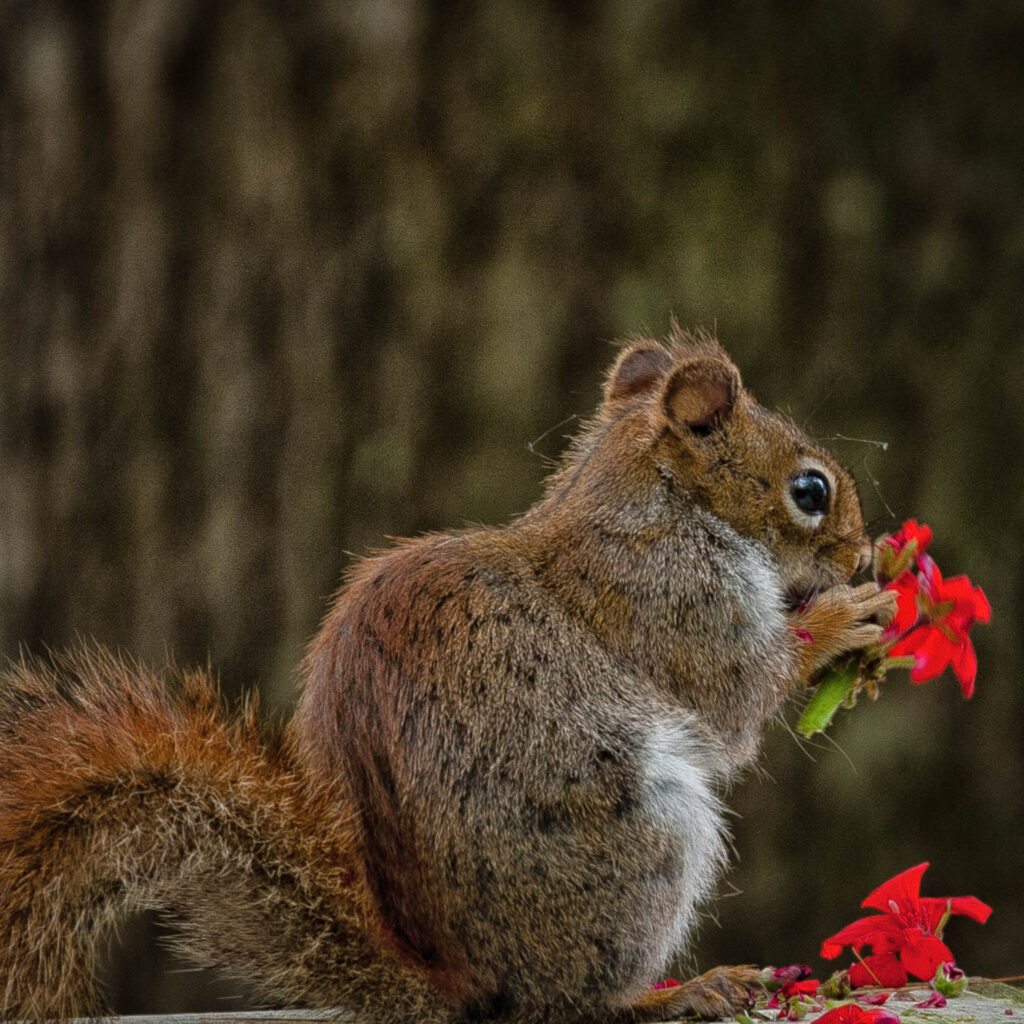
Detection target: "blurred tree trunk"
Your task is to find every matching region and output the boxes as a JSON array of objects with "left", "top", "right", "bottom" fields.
[
  {"left": 0, "top": 3, "right": 390, "bottom": 1008},
  {"left": 1, "top": 3, "right": 383, "bottom": 693}
]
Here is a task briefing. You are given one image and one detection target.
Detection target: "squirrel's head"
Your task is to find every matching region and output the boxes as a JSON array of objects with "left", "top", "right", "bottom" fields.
[{"left": 598, "top": 330, "right": 872, "bottom": 606}]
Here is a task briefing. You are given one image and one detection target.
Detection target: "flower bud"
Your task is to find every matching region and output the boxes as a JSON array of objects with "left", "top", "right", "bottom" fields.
[
  {"left": 933, "top": 961, "right": 967, "bottom": 997},
  {"left": 875, "top": 538, "right": 918, "bottom": 586},
  {"left": 820, "top": 970, "right": 853, "bottom": 1000},
  {"left": 763, "top": 965, "right": 813, "bottom": 990}
]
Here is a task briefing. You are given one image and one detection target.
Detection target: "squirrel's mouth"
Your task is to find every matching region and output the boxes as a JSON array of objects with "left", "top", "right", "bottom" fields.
[{"left": 782, "top": 582, "right": 827, "bottom": 613}]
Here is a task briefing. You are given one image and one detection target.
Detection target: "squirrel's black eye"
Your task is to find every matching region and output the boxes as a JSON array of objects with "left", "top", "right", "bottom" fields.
[{"left": 790, "top": 470, "right": 831, "bottom": 515}]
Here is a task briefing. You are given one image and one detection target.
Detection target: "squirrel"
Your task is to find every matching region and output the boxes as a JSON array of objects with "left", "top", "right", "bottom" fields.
[{"left": 0, "top": 328, "right": 896, "bottom": 1022}]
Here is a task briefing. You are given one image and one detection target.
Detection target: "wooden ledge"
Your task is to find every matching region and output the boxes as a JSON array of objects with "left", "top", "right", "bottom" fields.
[{"left": 66, "top": 983, "right": 1022, "bottom": 1024}]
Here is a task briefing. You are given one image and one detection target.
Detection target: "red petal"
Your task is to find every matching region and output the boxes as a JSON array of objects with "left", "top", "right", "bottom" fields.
[
  {"left": 867, "top": 1012, "right": 902, "bottom": 1024},
  {"left": 782, "top": 979, "right": 820, "bottom": 997},
  {"left": 817, "top": 1006, "right": 870, "bottom": 1024},
  {"left": 918, "top": 898, "right": 949, "bottom": 933},
  {"left": 916, "top": 893, "right": 992, "bottom": 933},
  {"left": 888, "top": 520, "right": 933, "bottom": 557},
  {"left": 917, "top": 555, "right": 942, "bottom": 597},
  {"left": 939, "top": 574, "right": 988, "bottom": 612},
  {"left": 861, "top": 863, "right": 928, "bottom": 917},
  {"left": 860, "top": 993, "right": 892, "bottom": 1005},
  {"left": 815, "top": 1007, "right": 858, "bottom": 1024},
  {"left": 816, "top": 1006, "right": 901, "bottom": 1024},
  {"left": 908, "top": 628, "right": 952, "bottom": 682},
  {"left": 951, "top": 640, "right": 977, "bottom": 696},
  {"left": 937, "top": 575, "right": 990, "bottom": 628},
  {"left": 821, "top": 915, "right": 902, "bottom": 958},
  {"left": 849, "top": 952, "right": 908, "bottom": 989},
  {"left": 901, "top": 933, "right": 955, "bottom": 981},
  {"left": 947, "top": 895, "right": 994, "bottom": 924},
  {"left": 905, "top": 521, "right": 933, "bottom": 551},
  {"left": 972, "top": 585, "right": 992, "bottom": 622},
  {"left": 847, "top": 963, "right": 874, "bottom": 988},
  {"left": 939, "top": 574, "right": 978, "bottom": 601},
  {"left": 889, "top": 627, "right": 926, "bottom": 657},
  {"left": 885, "top": 575, "right": 921, "bottom": 635}
]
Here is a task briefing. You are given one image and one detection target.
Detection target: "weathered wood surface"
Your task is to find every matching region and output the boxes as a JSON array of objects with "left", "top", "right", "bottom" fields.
[{"left": 70, "top": 982, "right": 1024, "bottom": 1024}]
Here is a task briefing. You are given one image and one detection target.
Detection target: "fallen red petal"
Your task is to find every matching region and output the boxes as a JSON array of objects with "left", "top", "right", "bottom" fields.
[
  {"left": 816, "top": 1005, "right": 900, "bottom": 1024},
  {"left": 859, "top": 992, "right": 892, "bottom": 1005}
]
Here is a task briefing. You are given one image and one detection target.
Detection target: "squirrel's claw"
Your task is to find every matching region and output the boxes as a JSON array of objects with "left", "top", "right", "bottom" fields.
[
  {"left": 789, "top": 582, "right": 898, "bottom": 684},
  {"left": 627, "top": 965, "right": 761, "bottom": 1021}
]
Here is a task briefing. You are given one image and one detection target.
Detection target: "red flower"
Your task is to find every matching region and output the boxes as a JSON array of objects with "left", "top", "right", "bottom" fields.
[
  {"left": 815, "top": 1005, "right": 900, "bottom": 1024},
  {"left": 885, "top": 556, "right": 991, "bottom": 698},
  {"left": 798, "top": 518, "right": 990, "bottom": 737},
  {"left": 876, "top": 519, "right": 933, "bottom": 584},
  {"left": 766, "top": 975, "right": 823, "bottom": 1020},
  {"left": 767, "top": 977, "right": 820, "bottom": 1007},
  {"left": 821, "top": 863, "right": 992, "bottom": 987},
  {"left": 887, "top": 519, "right": 932, "bottom": 553}
]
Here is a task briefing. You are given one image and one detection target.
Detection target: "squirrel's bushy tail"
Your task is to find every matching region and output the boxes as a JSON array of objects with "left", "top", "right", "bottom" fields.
[{"left": 0, "top": 647, "right": 446, "bottom": 1022}]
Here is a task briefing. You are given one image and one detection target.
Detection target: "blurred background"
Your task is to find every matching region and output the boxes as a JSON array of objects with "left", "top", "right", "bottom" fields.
[{"left": 1, "top": 0, "right": 1021, "bottom": 1012}]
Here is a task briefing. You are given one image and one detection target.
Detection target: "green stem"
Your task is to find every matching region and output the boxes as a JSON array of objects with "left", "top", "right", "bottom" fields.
[{"left": 796, "top": 660, "right": 861, "bottom": 737}]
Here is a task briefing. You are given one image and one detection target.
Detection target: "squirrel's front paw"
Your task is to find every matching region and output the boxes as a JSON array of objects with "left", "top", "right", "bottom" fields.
[
  {"left": 790, "top": 582, "right": 897, "bottom": 683},
  {"left": 627, "top": 965, "right": 761, "bottom": 1021}
]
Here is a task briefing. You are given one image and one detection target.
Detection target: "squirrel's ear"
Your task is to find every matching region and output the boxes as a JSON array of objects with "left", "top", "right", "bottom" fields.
[
  {"left": 604, "top": 344, "right": 673, "bottom": 407},
  {"left": 661, "top": 357, "right": 740, "bottom": 436}
]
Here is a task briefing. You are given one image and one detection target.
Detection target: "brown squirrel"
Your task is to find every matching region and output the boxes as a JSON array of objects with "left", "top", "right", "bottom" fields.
[{"left": 0, "top": 329, "right": 895, "bottom": 1022}]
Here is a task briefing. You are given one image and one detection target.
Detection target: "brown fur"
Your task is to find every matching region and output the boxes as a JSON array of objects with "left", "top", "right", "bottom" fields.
[
  {"left": 0, "top": 331, "right": 894, "bottom": 1022},
  {"left": 0, "top": 648, "right": 443, "bottom": 1022}
]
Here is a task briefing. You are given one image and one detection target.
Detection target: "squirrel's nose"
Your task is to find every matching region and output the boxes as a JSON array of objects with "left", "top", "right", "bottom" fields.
[{"left": 856, "top": 542, "right": 873, "bottom": 575}]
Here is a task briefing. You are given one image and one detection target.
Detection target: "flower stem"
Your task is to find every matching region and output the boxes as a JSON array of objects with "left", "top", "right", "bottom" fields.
[{"left": 796, "top": 660, "right": 861, "bottom": 737}]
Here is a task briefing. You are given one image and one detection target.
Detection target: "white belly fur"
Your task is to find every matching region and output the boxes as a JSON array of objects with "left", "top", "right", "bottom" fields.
[{"left": 638, "top": 718, "right": 730, "bottom": 965}]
